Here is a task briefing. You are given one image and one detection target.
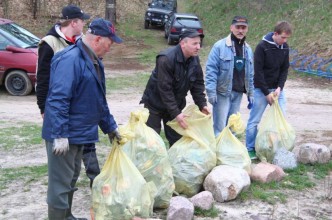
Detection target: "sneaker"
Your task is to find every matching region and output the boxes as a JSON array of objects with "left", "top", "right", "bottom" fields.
[{"left": 248, "top": 151, "right": 257, "bottom": 160}]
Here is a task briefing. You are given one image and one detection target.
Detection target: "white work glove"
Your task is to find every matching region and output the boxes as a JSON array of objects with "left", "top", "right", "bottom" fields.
[
  {"left": 53, "top": 138, "right": 69, "bottom": 156},
  {"left": 208, "top": 96, "right": 217, "bottom": 105}
]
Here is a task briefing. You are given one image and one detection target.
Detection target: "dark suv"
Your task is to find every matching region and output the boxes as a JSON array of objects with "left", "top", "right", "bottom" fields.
[{"left": 144, "top": 0, "right": 177, "bottom": 29}]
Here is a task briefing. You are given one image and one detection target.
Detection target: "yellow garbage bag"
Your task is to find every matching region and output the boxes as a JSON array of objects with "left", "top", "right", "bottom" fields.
[
  {"left": 167, "top": 105, "right": 216, "bottom": 197},
  {"left": 121, "top": 109, "right": 175, "bottom": 208},
  {"left": 216, "top": 113, "right": 251, "bottom": 173},
  {"left": 255, "top": 99, "right": 296, "bottom": 162},
  {"left": 92, "top": 128, "right": 156, "bottom": 220}
]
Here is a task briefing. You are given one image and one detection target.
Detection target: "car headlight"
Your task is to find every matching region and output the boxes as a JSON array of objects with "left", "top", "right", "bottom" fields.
[
  {"left": 147, "top": 12, "right": 151, "bottom": 16},
  {"left": 165, "top": 15, "right": 169, "bottom": 18}
]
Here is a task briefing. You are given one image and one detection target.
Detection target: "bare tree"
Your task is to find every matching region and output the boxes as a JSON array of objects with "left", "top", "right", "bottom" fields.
[
  {"left": 31, "top": 0, "right": 38, "bottom": 19},
  {"left": 2, "top": 0, "right": 9, "bottom": 18},
  {"left": 105, "top": 0, "right": 116, "bottom": 23}
]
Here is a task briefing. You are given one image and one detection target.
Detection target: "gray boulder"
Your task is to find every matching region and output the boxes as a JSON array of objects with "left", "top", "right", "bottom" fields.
[
  {"left": 273, "top": 148, "right": 297, "bottom": 169},
  {"left": 203, "top": 165, "right": 250, "bottom": 202},
  {"left": 189, "top": 191, "right": 214, "bottom": 210},
  {"left": 293, "top": 143, "right": 331, "bottom": 164},
  {"left": 167, "top": 196, "right": 194, "bottom": 220}
]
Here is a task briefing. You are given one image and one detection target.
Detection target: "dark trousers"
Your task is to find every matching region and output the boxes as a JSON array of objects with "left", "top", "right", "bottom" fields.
[
  {"left": 46, "top": 141, "right": 83, "bottom": 209},
  {"left": 82, "top": 143, "right": 100, "bottom": 187},
  {"left": 146, "top": 109, "right": 182, "bottom": 147}
]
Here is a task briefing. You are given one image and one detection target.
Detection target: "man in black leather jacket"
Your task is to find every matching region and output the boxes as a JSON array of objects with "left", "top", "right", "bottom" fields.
[{"left": 141, "top": 29, "right": 209, "bottom": 146}]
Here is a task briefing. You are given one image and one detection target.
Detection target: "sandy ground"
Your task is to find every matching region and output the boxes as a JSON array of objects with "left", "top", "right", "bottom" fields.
[{"left": 0, "top": 42, "right": 332, "bottom": 220}]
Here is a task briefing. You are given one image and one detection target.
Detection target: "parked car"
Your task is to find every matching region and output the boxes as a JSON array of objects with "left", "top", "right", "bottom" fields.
[
  {"left": 144, "top": 0, "right": 177, "bottom": 29},
  {"left": 164, "top": 13, "right": 203, "bottom": 45},
  {"left": 0, "top": 18, "right": 40, "bottom": 96}
]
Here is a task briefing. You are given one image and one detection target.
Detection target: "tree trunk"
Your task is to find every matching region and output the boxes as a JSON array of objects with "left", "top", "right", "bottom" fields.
[{"left": 105, "top": 0, "right": 116, "bottom": 23}]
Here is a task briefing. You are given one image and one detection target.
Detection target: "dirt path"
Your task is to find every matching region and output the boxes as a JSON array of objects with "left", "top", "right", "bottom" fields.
[{"left": 0, "top": 42, "right": 332, "bottom": 220}]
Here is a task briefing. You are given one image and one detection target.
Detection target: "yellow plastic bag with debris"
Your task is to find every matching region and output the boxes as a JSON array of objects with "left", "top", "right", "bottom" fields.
[
  {"left": 91, "top": 127, "right": 156, "bottom": 220},
  {"left": 121, "top": 109, "right": 175, "bottom": 209},
  {"left": 255, "top": 99, "right": 296, "bottom": 162},
  {"left": 216, "top": 113, "right": 251, "bottom": 173},
  {"left": 167, "top": 105, "right": 216, "bottom": 197}
]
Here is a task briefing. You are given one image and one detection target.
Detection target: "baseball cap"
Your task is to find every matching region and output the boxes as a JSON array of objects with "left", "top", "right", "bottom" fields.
[
  {"left": 60, "top": 4, "right": 90, "bottom": 20},
  {"left": 179, "top": 29, "right": 204, "bottom": 41},
  {"left": 88, "top": 18, "right": 123, "bottom": 44},
  {"left": 231, "top": 16, "right": 248, "bottom": 26}
]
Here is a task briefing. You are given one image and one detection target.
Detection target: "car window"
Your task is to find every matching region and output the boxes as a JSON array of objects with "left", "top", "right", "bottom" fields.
[
  {"left": 174, "top": 18, "right": 200, "bottom": 27},
  {"left": 150, "top": 1, "right": 173, "bottom": 10},
  {"left": 0, "top": 34, "right": 11, "bottom": 50},
  {"left": 0, "top": 23, "right": 39, "bottom": 48}
]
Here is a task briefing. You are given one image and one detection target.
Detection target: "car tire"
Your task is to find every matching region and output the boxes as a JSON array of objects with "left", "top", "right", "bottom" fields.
[
  {"left": 4, "top": 70, "right": 33, "bottom": 96},
  {"left": 167, "top": 35, "right": 174, "bottom": 45},
  {"left": 144, "top": 21, "right": 149, "bottom": 29}
]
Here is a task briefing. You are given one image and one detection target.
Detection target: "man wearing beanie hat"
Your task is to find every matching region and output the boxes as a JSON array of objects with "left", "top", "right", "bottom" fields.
[
  {"left": 140, "top": 29, "right": 209, "bottom": 146},
  {"left": 42, "top": 18, "right": 122, "bottom": 220},
  {"left": 205, "top": 16, "right": 254, "bottom": 141}
]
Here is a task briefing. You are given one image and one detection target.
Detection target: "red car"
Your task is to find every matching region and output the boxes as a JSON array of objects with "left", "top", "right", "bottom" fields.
[{"left": 0, "top": 18, "right": 40, "bottom": 96}]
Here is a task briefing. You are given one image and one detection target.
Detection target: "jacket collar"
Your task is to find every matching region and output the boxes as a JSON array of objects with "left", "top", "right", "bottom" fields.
[
  {"left": 263, "top": 32, "right": 284, "bottom": 49},
  {"left": 53, "top": 24, "right": 83, "bottom": 43},
  {"left": 226, "top": 34, "right": 250, "bottom": 48},
  {"left": 77, "top": 38, "right": 106, "bottom": 94}
]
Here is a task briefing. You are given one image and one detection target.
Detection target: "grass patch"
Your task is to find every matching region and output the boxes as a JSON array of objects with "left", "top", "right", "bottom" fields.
[
  {"left": 118, "top": 15, "right": 170, "bottom": 64},
  {"left": 186, "top": 0, "right": 332, "bottom": 54},
  {"left": 194, "top": 205, "right": 219, "bottom": 218},
  {"left": 106, "top": 72, "right": 150, "bottom": 94},
  {"left": 0, "top": 123, "right": 42, "bottom": 150},
  {"left": 0, "top": 165, "right": 48, "bottom": 190},
  {"left": 239, "top": 161, "right": 332, "bottom": 204}
]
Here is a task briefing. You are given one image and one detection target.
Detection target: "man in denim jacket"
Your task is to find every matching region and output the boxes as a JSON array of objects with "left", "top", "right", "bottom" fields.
[{"left": 205, "top": 16, "right": 254, "bottom": 137}]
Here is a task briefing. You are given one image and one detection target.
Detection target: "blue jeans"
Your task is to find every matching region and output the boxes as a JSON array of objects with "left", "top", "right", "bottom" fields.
[
  {"left": 212, "top": 91, "right": 243, "bottom": 136},
  {"left": 246, "top": 88, "right": 286, "bottom": 152}
]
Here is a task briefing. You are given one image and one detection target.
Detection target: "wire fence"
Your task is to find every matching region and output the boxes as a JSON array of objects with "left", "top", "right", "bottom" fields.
[{"left": 290, "top": 49, "right": 332, "bottom": 79}]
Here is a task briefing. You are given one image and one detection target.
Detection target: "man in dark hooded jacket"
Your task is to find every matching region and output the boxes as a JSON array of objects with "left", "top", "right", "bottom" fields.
[{"left": 246, "top": 21, "right": 293, "bottom": 159}]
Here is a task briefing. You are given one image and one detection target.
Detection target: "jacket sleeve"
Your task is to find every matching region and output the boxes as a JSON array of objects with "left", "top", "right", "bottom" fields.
[
  {"left": 36, "top": 42, "right": 54, "bottom": 114},
  {"left": 157, "top": 56, "right": 181, "bottom": 119},
  {"left": 99, "top": 101, "right": 118, "bottom": 134},
  {"left": 190, "top": 59, "right": 207, "bottom": 110},
  {"left": 47, "top": 54, "right": 76, "bottom": 139},
  {"left": 247, "top": 46, "right": 255, "bottom": 98},
  {"left": 205, "top": 43, "right": 220, "bottom": 98},
  {"left": 277, "top": 47, "right": 290, "bottom": 90},
  {"left": 254, "top": 43, "right": 270, "bottom": 96}
]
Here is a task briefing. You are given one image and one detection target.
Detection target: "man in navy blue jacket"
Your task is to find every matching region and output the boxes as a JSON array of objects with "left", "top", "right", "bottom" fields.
[
  {"left": 246, "top": 21, "right": 292, "bottom": 159},
  {"left": 42, "top": 18, "right": 122, "bottom": 220},
  {"left": 36, "top": 4, "right": 101, "bottom": 192}
]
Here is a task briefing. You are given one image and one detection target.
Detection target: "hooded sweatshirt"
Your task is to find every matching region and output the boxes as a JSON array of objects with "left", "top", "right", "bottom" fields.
[{"left": 253, "top": 32, "right": 290, "bottom": 96}]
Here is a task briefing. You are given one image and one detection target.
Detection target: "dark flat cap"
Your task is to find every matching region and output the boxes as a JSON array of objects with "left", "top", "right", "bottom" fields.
[{"left": 179, "top": 29, "right": 204, "bottom": 41}]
